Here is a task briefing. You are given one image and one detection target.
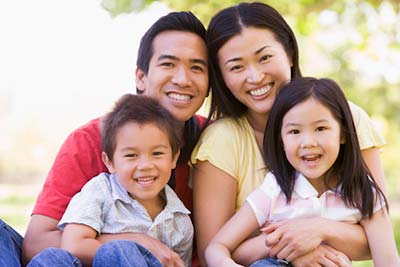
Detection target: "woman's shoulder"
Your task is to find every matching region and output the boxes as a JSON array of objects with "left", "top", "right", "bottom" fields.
[{"left": 201, "top": 116, "right": 251, "bottom": 137}]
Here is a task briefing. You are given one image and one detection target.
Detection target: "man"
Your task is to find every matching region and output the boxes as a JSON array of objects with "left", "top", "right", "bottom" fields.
[{"left": 22, "top": 11, "right": 209, "bottom": 267}]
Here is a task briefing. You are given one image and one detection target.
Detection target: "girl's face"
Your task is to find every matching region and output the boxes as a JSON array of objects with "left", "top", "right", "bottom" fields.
[
  {"left": 281, "top": 97, "right": 343, "bottom": 191},
  {"left": 217, "top": 27, "right": 292, "bottom": 118}
]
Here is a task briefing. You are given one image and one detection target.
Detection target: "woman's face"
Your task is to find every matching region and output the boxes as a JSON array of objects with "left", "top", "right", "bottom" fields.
[{"left": 217, "top": 27, "right": 292, "bottom": 118}]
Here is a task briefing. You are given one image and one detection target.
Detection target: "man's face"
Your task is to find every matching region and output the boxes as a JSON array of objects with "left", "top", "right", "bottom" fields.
[{"left": 136, "top": 30, "right": 209, "bottom": 123}]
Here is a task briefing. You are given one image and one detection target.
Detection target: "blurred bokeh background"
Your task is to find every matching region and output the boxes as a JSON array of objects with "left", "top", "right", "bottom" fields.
[{"left": 1, "top": 0, "right": 399, "bottom": 265}]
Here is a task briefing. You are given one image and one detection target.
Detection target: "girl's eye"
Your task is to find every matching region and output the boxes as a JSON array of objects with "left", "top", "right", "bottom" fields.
[
  {"left": 153, "top": 151, "right": 165, "bottom": 156},
  {"left": 289, "top": 129, "right": 300, "bottom": 134},
  {"left": 316, "top": 126, "right": 327, "bottom": 132}
]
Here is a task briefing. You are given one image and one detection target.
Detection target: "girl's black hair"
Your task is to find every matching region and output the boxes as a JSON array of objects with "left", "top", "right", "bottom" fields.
[{"left": 263, "top": 77, "right": 387, "bottom": 218}]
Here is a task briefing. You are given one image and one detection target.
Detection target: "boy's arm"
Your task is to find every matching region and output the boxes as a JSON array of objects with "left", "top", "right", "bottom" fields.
[{"left": 360, "top": 208, "right": 400, "bottom": 266}]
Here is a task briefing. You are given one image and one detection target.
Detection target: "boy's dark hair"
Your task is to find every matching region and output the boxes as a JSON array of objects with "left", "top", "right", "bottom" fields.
[
  {"left": 264, "top": 77, "right": 387, "bottom": 218},
  {"left": 206, "top": 2, "right": 301, "bottom": 120},
  {"left": 101, "top": 94, "right": 181, "bottom": 162},
  {"left": 136, "top": 11, "right": 206, "bottom": 77}
]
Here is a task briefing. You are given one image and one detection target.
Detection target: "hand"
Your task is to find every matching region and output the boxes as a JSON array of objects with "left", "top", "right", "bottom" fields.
[
  {"left": 137, "top": 235, "right": 185, "bottom": 267},
  {"left": 291, "top": 244, "right": 352, "bottom": 267},
  {"left": 98, "top": 232, "right": 184, "bottom": 267},
  {"left": 261, "top": 218, "right": 325, "bottom": 261}
]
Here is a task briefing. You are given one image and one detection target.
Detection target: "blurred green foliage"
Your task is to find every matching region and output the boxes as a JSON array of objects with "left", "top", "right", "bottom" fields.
[{"left": 106, "top": 0, "right": 400, "bottom": 197}]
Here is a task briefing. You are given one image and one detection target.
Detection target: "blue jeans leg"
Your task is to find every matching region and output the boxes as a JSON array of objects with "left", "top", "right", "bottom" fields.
[
  {"left": 0, "top": 219, "right": 23, "bottom": 267},
  {"left": 27, "top": 247, "right": 82, "bottom": 267},
  {"left": 93, "top": 240, "right": 162, "bottom": 267},
  {"left": 250, "top": 258, "right": 292, "bottom": 267}
]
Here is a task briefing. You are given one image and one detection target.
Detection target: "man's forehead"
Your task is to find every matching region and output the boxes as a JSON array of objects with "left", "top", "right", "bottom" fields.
[{"left": 151, "top": 31, "right": 207, "bottom": 62}]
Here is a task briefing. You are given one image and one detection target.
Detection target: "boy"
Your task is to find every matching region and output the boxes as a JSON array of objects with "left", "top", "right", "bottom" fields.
[{"left": 29, "top": 94, "right": 193, "bottom": 267}]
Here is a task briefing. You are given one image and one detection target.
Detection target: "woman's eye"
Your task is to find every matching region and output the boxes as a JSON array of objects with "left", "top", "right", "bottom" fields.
[
  {"left": 316, "top": 126, "right": 327, "bottom": 132},
  {"left": 229, "top": 65, "right": 242, "bottom": 71},
  {"left": 260, "top": 55, "right": 271, "bottom": 62},
  {"left": 289, "top": 129, "right": 300, "bottom": 134}
]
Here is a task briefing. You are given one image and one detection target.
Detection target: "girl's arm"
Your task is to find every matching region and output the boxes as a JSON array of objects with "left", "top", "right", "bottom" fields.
[
  {"left": 192, "top": 160, "right": 238, "bottom": 266},
  {"left": 232, "top": 233, "right": 270, "bottom": 266},
  {"left": 360, "top": 208, "right": 399, "bottom": 266},
  {"left": 205, "top": 202, "right": 260, "bottom": 267},
  {"left": 61, "top": 223, "right": 100, "bottom": 266}
]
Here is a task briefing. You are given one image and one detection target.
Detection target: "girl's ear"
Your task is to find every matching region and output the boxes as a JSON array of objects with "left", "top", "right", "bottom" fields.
[{"left": 102, "top": 152, "right": 115, "bottom": 173}]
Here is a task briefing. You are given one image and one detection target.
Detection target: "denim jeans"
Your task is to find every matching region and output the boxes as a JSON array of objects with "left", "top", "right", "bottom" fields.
[
  {"left": 250, "top": 258, "right": 292, "bottom": 267},
  {"left": 27, "top": 240, "right": 162, "bottom": 267},
  {"left": 0, "top": 219, "right": 23, "bottom": 267}
]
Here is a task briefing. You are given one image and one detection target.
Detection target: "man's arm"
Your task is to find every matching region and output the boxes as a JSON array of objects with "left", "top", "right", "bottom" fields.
[{"left": 22, "top": 215, "right": 62, "bottom": 265}]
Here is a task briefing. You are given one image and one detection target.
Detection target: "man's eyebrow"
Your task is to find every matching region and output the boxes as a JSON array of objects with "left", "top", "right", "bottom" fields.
[
  {"left": 190, "top": 58, "right": 208, "bottom": 67},
  {"left": 158, "top": 54, "right": 179, "bottom": 61},
  {"left": 158, "top": 54, "right": 208, "bottom": 67}
]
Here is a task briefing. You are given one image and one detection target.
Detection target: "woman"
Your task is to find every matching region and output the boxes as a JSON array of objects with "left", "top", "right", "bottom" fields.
[{"left": 191, "top": 2, "right": 386, "bottom": 266}]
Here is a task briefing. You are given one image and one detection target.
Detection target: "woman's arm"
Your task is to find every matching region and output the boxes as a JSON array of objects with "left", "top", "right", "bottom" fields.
[
  {"left": 262, "top": 217, "right": 370, "bottom": 261},
  {"left": 192, "top": 160, "right": 238, "bottom": 266},
  {"left": 360, "top": 208, "right": 399, "bottom": 266},
  {"left": 361, "top": 147, "right": 386, "bottom": 193}
]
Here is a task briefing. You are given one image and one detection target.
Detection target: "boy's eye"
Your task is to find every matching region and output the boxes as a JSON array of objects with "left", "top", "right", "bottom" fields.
[
  {"left": 124, "top": 153, "right": 137, "bottom": 158},
  {"left": 153, "top": 151, "right": 165, "bottom": 156}
]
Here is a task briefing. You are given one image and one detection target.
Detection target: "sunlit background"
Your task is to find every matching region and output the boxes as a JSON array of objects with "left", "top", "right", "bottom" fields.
[{"left": 0, "top": 1, "right": 399, "bottom": 265}]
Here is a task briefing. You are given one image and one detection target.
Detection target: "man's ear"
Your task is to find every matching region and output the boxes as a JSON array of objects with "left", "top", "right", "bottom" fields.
[
  {"left": 102, "top": 152, "right": 115, "bottom": 173},
  {"left": 135, "top": 67, "right": 146, "bottom": 94}
]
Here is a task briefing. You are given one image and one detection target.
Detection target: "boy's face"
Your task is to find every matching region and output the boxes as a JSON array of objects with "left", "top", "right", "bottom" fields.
[
  {"left": 136, "top": 30, "right": 209, "bottom": 123},
  {"left": 103, "top": 121, "right": 179, "bottom": 209}
]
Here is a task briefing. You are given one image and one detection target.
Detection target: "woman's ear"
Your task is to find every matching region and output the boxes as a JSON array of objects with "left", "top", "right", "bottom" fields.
[
  {"left": 102, "top": 152, "right": 115, "bottom": 173},
  {"left": 135, "top": 67, "right": 146, "bottom": 94}
]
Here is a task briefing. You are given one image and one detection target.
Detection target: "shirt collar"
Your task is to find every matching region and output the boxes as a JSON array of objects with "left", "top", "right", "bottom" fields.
[
  {"left": 293, "top": 172, "right": 339, "bottom": 199},
  {"left": 108, "top": 173, "right": 190, "bottom": 215}
]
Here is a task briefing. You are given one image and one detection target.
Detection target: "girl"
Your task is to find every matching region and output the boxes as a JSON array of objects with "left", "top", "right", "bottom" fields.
[{"left": 205, "top": 78, "right": 399, "bottom": 267}]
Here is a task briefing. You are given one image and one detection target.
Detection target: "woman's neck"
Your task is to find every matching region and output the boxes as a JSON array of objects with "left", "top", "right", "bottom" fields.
[{"left": 245, "top": 111, "right": 269, "bottom": 151}]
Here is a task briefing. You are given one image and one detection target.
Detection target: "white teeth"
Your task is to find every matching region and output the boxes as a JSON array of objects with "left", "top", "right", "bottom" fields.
[
  {"left": 302, "top": 155, "right": 320, "bottom": 161},
  {"left": 168, "top": 93, "right": 191, "bottom": 101},
  {"left": 136, "top": 177, "right": 155, "bottom": 184},
  {"left": 249, "top": 85, "right": 272, "bottom": 96}
]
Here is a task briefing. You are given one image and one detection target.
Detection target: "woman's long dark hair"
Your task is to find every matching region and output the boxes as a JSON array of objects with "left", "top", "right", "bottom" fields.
[
  {"left": 206, "top": 2, "right": 302, "bottom": 121},
  {"left": 264, "top": 77, "right": 387, "bottom": 218}
]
